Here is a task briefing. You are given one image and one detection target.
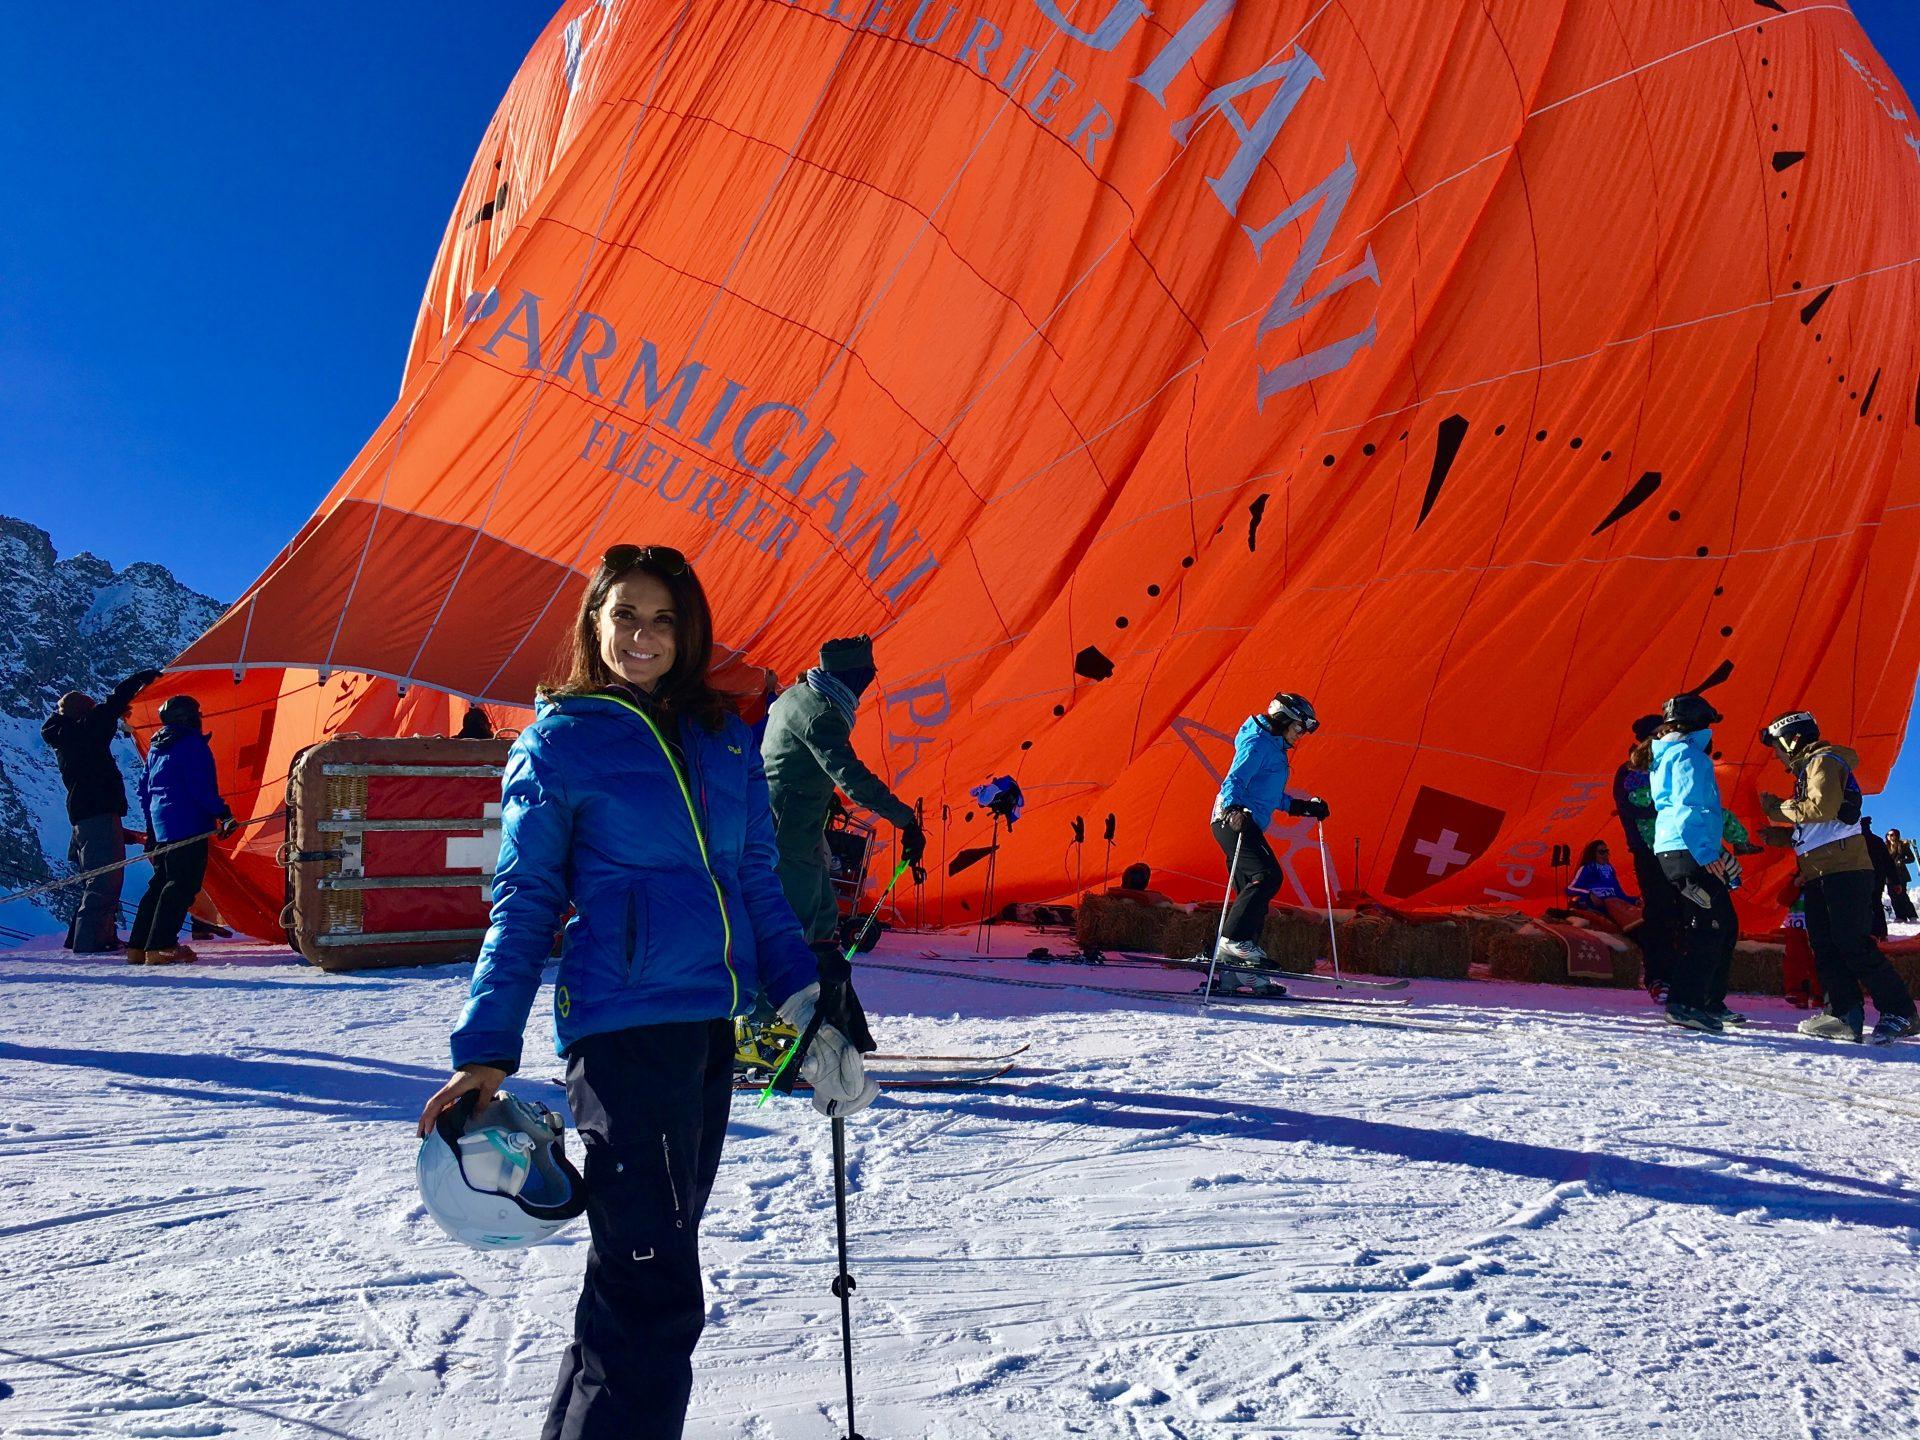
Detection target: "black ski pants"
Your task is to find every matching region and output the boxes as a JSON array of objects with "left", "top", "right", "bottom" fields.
[
  {"left": 1801, "top": 868, "right": 1916, "bottom": 1021},
  {"left": 1628, "top": 848, "right": 1681, "bottom": 988},
  {"left": 1891, "top": 883, "right": 1918, "bottom": 925},
  {"left": 544, "top": 1019, "right": 734, "bottom": 1440},
  {"left": 64, "top": 813, "right": 125, "bottom": 952},
  {"left": 1656, "top": 853, "right": 1735, "bottom": 1012},
  {"left": 1211, "top": 817, "right": 1282, "bottom": 944},
  {"left": 129, "top": 838, "right": 209, "bottom": 952}
]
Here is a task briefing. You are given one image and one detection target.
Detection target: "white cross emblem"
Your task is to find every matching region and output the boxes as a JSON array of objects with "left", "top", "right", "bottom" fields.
[
  {"left": 446, "top": 803, "right": 504, "bottom": 874},
  {"left": 1413, "top": 828, "right": 1471, "bottom": 877}
]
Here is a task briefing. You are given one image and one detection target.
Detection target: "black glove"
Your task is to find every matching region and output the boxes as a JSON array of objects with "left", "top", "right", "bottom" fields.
[
  {"left": 1290, "top": 795, "right": 1331, "bottom": 821},
  {"left": 1222, "top": 806, "right": 1253, "bottom": 833},
  {"left": 900, "top": 821, "right": 926, "bottom": 869},
  {"left": 125, "top": 667, "right": 164, "bottom": 692},
  {"left": 810, "top": 940, "right": 876, "bottom": 1055}
]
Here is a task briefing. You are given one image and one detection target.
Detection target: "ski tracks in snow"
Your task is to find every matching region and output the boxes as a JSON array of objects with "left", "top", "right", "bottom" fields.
[{"left": 1, "top": 941, "right": 1917, "bottom": 1436}]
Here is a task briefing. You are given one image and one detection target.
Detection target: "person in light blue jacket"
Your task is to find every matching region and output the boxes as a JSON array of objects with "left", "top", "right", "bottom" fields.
[
  {"left": 1649, "top": 692, "right": 1739, "bottom": 1034},
  {"left": 416, "top": 545, "right": 876, "bottom": 1440},
  {"left": 1209, "top": 691, "right": 1329, "bottom": 965}
]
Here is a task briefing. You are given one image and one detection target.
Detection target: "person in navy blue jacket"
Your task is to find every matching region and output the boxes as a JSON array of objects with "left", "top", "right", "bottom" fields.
[
  {"left": 1210, "top": 691, "right": 1328, "bottom": 964},
  {"left": 417, "top": 544, "right": 874, "bottom": 1440},
  {"left": 129, "top": 694, "right": 235, "bottom": 964}
]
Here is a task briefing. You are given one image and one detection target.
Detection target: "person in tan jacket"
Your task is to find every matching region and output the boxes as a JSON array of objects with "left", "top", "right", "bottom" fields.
[{"left": 1759, "top": 711, "right": 1915, "bottom": 1044}]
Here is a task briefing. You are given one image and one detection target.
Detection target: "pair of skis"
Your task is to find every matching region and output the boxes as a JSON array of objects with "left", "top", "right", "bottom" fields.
[{"left": 1124, "top": 952, "right": 1411, "bottom": 1006}]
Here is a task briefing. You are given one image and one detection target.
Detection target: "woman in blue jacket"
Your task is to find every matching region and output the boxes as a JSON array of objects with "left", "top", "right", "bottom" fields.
[
  {"left": 1209, "top": 691, "right": 1329, "bottom": 964},
  {"left": 417, "top": 545, "right": 873, "bottom": 1439},
  {"left": 1649, "top": 692, "right": 1739, "bottom": 1034}
]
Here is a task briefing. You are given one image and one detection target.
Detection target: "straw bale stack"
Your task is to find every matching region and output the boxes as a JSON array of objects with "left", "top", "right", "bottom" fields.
[
  {"left": 1339, "top": 912, "right": 1472, "bottom": 978},
  {"left": 1726, "top": 940, "right": 1786, "bottom": 997}
]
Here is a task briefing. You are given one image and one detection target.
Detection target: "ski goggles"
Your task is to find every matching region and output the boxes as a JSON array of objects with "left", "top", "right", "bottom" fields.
[{"left": 601, "top": 544, "right": 688, "bottom": 576}]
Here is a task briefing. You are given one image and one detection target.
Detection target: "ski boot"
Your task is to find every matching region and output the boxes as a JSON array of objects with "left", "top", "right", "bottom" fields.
[
  {"left": 733, "top": 1016, "right": 800, "bottom": 1073},
  {"left": 1214, "top": 937, "right": 1271, "bottom": 966},
  {"left": 1871, "top": 1012, "right": 1916, "bottom": 1046},
  {"left": 1644, "top": 978, "right": 1670, "bottom": 1004},
  {"left": 1664, "top": 1002, "right": 1724, "bottom": 1035},
  {"left": 1796, "top": 1006, "right": 1864, "bottom": 1043}
]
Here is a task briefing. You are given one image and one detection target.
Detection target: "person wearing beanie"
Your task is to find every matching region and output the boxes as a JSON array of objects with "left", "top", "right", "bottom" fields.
[
  {"left": 129, "top": 693, "right": 236, "bottom": 964},
  {"left": 759, "top": 635, "right": 924, "bottom": 945},
  {"left": 40, "top": 667, "right": 161, "bottom": 951}
]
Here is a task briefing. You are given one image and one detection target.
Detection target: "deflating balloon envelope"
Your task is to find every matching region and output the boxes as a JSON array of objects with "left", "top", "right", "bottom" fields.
[{"left": 147, "top": 0, "right": 1920, "bottom": 931}]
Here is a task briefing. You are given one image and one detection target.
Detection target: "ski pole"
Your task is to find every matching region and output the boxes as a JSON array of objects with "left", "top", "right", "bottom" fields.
[
  {"left": 758, "top": 860, "right": 913, "bottom": 1106},
  {"left": 830, "top": 1115, "right": 866, "bottom": 1440},
  {"left": 1318, "top": 821, "right": 1344, "bottom": 989},
  {"left": 1202, "top": 828, "right": 1244, "bottom": 1004}
]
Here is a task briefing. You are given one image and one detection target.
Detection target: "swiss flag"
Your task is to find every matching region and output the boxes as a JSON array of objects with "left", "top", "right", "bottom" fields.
[{"left": 1384, "top": 786, "right": 1506, "bottom": 898}]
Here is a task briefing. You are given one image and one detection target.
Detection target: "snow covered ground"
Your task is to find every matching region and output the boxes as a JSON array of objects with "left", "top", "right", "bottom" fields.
[{"left": 2, "top": 930, "right": 1917, "bottom": 1439}]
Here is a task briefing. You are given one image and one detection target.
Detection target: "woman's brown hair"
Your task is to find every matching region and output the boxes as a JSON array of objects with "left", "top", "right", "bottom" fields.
[
  {"left": 546, "top": 547, "right": 732, "bottom": 731},
  {"left": 1628, "top": 738, "right": 1653, "bottom": 771}
]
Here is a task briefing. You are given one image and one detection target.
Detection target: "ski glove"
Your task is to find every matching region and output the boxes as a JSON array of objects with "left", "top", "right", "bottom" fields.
[
  {"left": 811, "top": 941, "right": 877, "bottom": 1052},
  {"left": 778, "top": 982, "right": 880, "bottom": 1117},
  {"left": 900, "top": 821, "right": 927, "bottom": 869},
  {"left": 1289, "top": 795, "right": 1331, "bottom": 821},
  {"left": 1222, "top": 806, "right": 1254, "bottom": 833}
]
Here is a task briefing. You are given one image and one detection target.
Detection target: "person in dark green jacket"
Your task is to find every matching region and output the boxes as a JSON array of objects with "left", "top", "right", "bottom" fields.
[{"left": 760, "top": 635, "right": 925, "bottom": 943}]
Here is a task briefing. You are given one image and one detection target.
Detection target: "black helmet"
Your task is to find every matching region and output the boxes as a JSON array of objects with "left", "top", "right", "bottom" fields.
[
  {"left": 1270, "top": 692, "right": 1319, "bottom": 734},
  {"left": 1760, "top": 710, "right": 1819, "bottom": 751},
  {"left": 1630, "top": 713, "right": 1664, "bottom": 743},
  {"left": 1662, "top": 692, "right": 1722, "bottom": 731}
]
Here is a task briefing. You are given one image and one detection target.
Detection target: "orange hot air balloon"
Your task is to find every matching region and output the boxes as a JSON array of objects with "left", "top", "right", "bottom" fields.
[{"left": 149, "top": 0, "right": 1920, "bottom": 939}]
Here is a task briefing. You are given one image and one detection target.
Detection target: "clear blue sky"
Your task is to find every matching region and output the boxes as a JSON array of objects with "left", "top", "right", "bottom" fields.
[{"left": 1, "top": 1, "right": 1916, "bottom": 823}]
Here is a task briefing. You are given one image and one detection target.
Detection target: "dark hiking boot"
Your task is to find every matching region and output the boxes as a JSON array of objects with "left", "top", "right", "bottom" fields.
[
  {"left": 1665, "top": 1003, "right": 1724, "bottom": 1035},
  {"left": 1870, "top": 1013, "right": 1915, "bottom": 1046}
]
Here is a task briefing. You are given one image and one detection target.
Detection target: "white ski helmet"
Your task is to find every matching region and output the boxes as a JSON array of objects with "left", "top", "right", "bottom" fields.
[{"left": 417, "top": 1091, "right": 587, "bottom": 1249}]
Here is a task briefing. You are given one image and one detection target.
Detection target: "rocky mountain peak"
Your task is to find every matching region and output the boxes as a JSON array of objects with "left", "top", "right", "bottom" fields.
[{"left": 0, "top": 517, "right": 225, "bottom": 931}]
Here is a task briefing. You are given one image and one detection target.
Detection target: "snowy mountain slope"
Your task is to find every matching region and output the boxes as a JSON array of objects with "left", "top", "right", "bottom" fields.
[
  {"left": 1, "top": 931, "right": 1915, "bottom": 1437},
  {"left": 0, "top": 516, "right": 224, "bottom": 934}
]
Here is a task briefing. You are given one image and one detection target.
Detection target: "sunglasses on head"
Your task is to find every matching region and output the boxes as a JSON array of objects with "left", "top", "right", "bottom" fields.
[{"left": 602, "top": 544, "right": 688, "bottom": 576}]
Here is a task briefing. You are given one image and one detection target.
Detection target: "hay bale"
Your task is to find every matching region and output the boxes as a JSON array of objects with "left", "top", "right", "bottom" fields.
[
  {"left": 1727, "top": 940, "right": 1786, "bottom": 998},
  {"left": 1340, "top": 913, "right": 1472, "bottom": 979},
  {"left": 1075, "top": 893, "right": 1177, "bottom": 954},
  {"left": 1486, "top": 926, "right": 1567, "bottom": 984},
  {"left": 1458, "top": 907, "right": 1530, "bottom": 970},
  {"left": 1258, "top": 908, "right": 1324, "bottom": 972}
]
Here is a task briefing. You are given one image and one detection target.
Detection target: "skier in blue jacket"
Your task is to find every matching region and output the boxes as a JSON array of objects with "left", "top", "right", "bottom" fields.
[
  {"left": 1210, "top": 691, "right": 1329, "bottom": 966},
  {"left": 417, "top": 544, "right": 875, "bottom": 1440},
  {"left": 1649, "top": 692, "right": 1740, "bottom": 1034},
  {"left": 128, "top": 694, "right": 235, "bottom": 964}
]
